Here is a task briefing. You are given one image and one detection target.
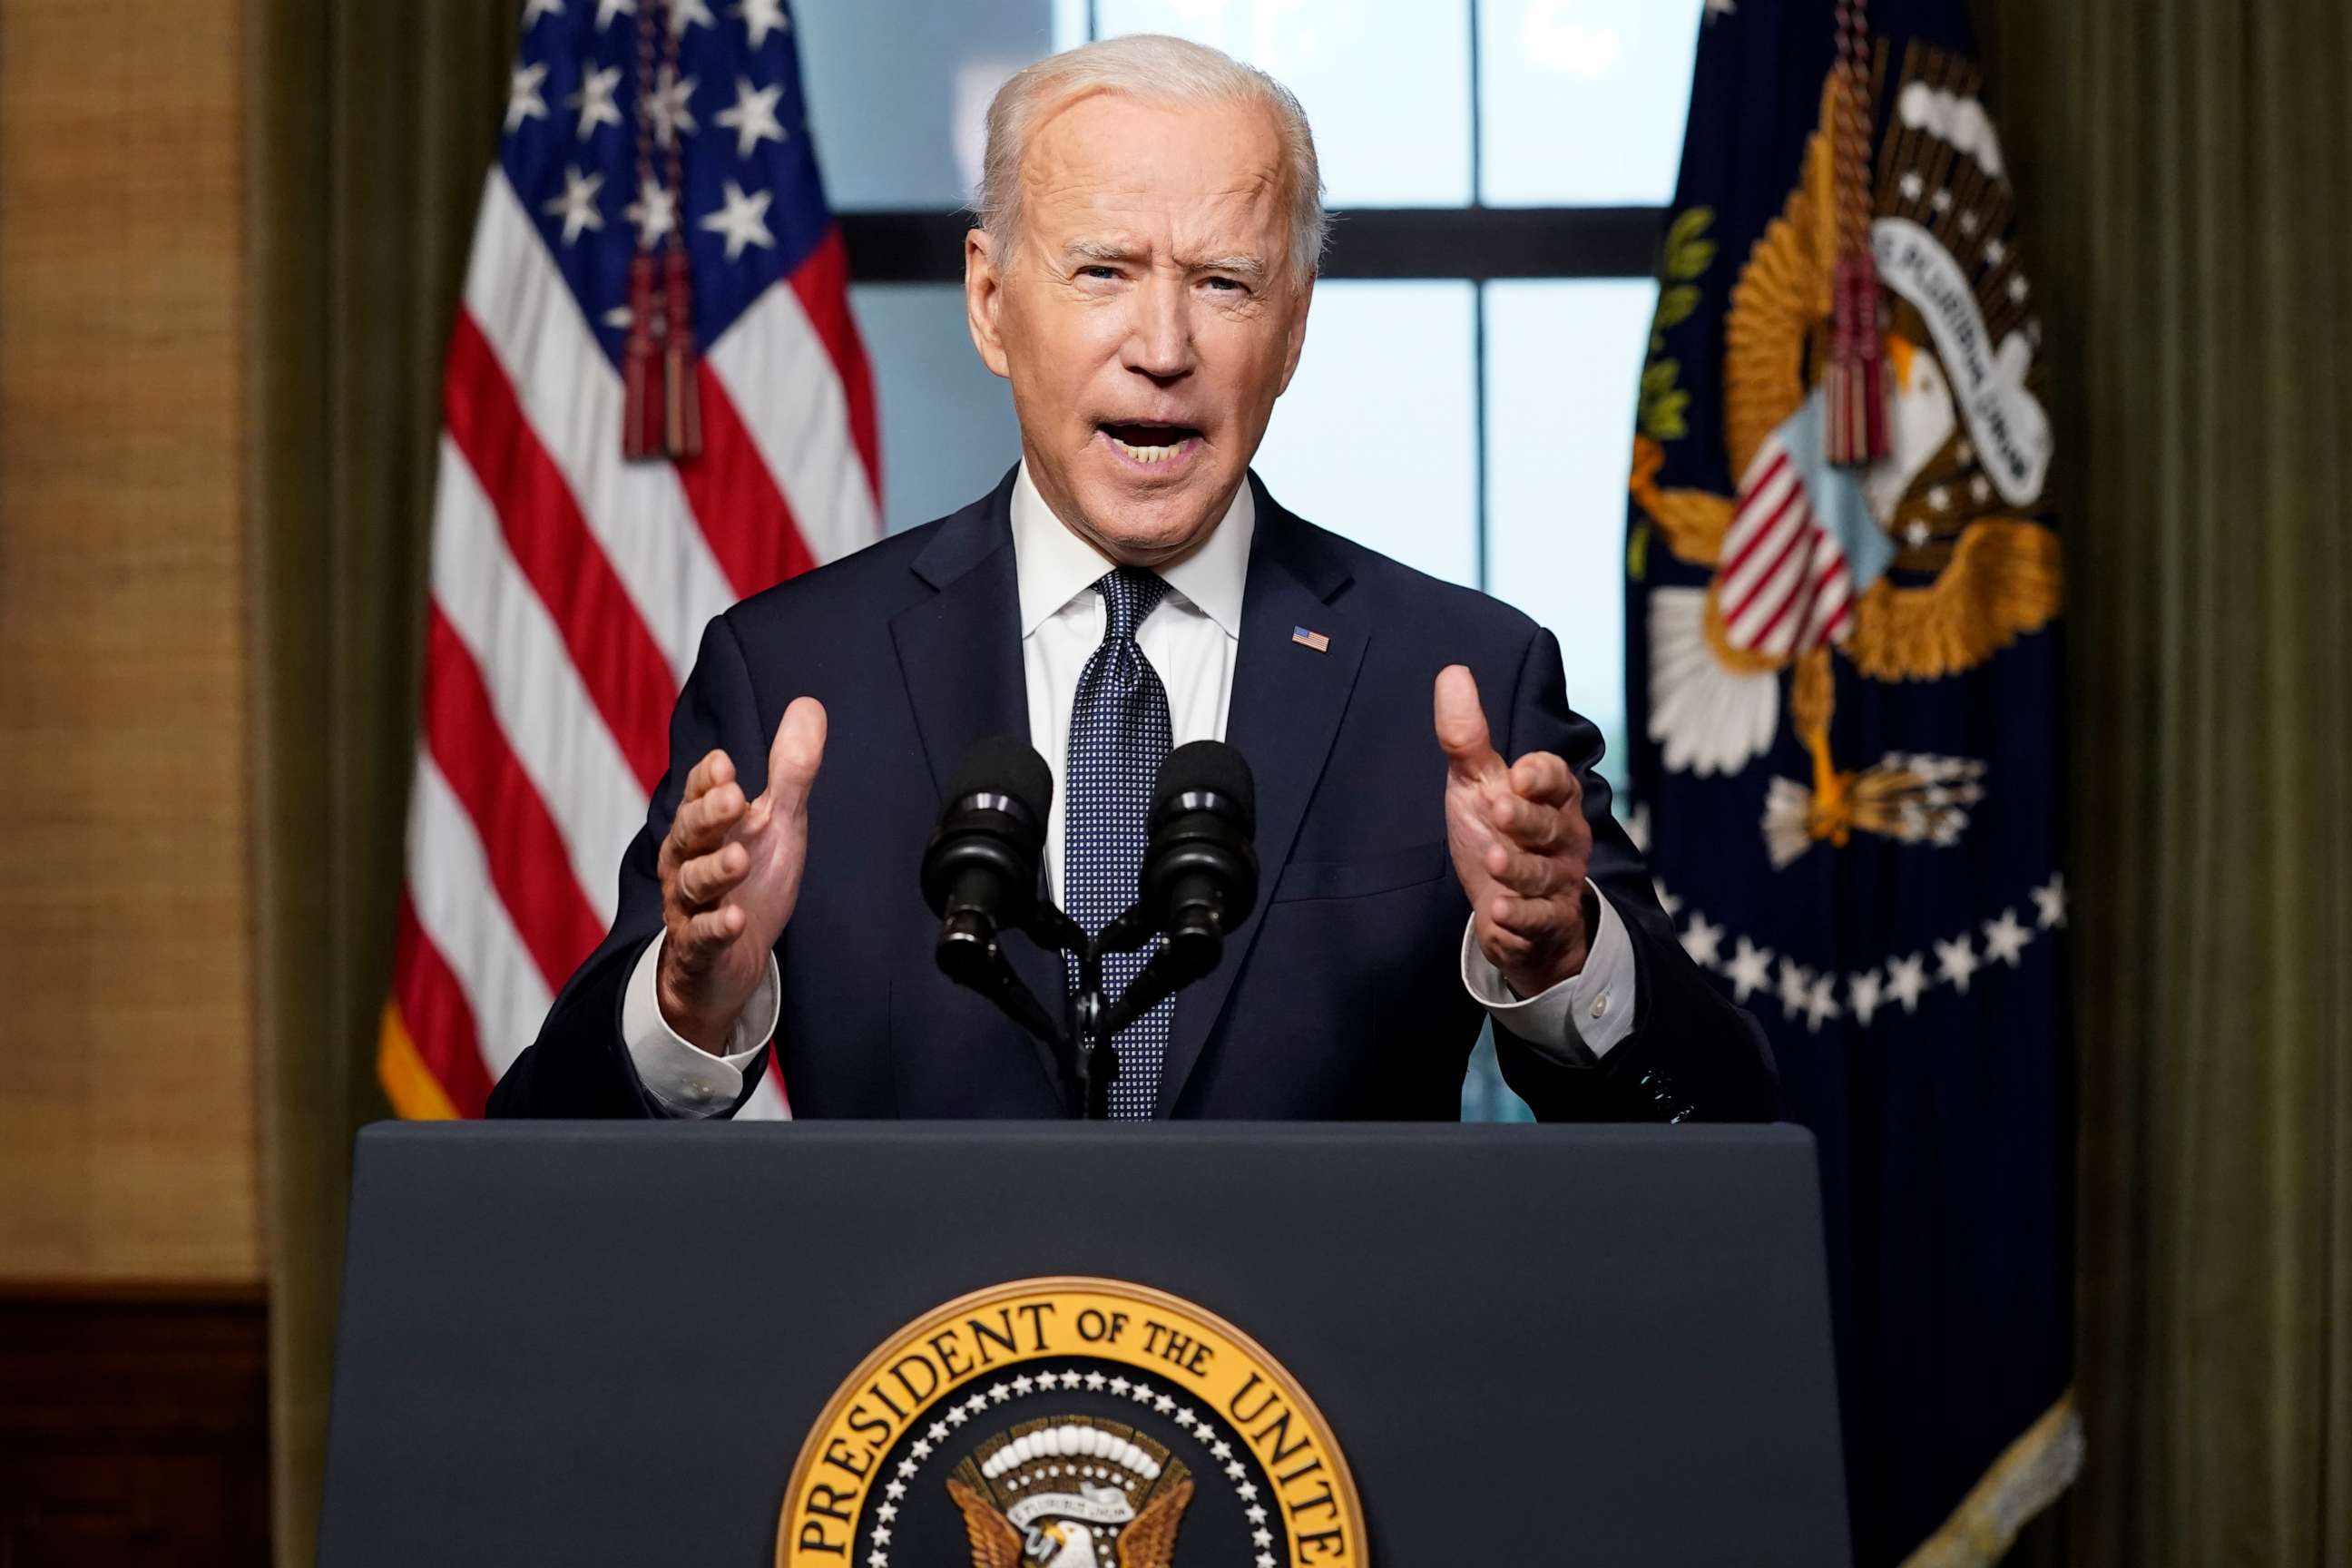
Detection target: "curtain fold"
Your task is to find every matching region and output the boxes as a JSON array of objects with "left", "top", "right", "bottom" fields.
[
  {"left": 1977, "top": 1, "right": 2352, "bottom": 1563},
  {"left": 243, "top": 4, "right": 512, "bottom": 1562}
]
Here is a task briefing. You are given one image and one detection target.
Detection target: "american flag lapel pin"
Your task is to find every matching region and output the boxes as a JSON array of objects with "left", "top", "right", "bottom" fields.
[{"left": 1291, "top": 625, "right": 1331, "bottom": 653}]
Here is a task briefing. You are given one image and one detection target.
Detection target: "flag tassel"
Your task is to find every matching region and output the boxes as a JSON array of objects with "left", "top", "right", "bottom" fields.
[
  {"left": 1823, "top": 0, "right": 1887, "bottom": 469},
  {"left": 1823, "top": 253, "right": 1888, "bottom": 467},
  {"left": 662, "top": 247, "right": 702, "bottom": 458},
  {"left": 622, "top": 252, "right": 702, "bottom": 462},
  {"left": 621, "top": 0, "right": 701, "bottom": 463}
]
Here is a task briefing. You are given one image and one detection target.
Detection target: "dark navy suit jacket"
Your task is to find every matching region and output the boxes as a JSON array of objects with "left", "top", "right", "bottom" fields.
[{"left": 488, "top": 470, "right": 1779, "bottom": 1122}]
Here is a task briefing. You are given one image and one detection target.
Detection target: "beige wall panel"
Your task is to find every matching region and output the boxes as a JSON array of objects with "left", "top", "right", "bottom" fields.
[{"left": 0, "top": 0, "right": 259, "bottom": 1282}]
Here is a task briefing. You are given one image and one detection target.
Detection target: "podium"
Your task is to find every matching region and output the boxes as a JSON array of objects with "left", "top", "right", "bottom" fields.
[{"left": 317, "top": 1122, "right": 1849, "bottom": 1566}]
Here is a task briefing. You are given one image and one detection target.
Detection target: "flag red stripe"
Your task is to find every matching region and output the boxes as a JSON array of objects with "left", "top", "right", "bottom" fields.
[
  {"left": 676, "top": 361, "right": 820, "bottom": 599},
  {"left": 443, "top": 309, "right": 673, "bottom": 792},
  {"left": 1799, "top": 562, "right": 1853, "bottom": 646},
  {"left": 1724, "top": 510, "right": 1815, "bottom": 626},
  {"left": 1753, "top": 541, "right": 1840, "bottom": 649},
  {"left": 786, "top": 227, "right": 882, "bottom": 501},
  {"left": 1720, "top": 488, "right": 1802, "bottom": 612},
  {"left": 392, "top": 895, "right": 497, "bottom": 1118},
  {"left": 421, "top": 604, "right": 610, "bottom": 989},
  {"left": 1722, "top": 452, "right": 1795, "bottom": 576}
]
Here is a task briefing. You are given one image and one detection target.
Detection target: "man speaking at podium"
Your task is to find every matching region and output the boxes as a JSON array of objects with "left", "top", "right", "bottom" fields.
[{"left": 489, "top": 35, "right": 1777, "bottom": 1124}]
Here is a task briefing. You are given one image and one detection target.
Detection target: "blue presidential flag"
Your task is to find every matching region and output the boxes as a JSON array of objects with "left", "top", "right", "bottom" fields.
[{"left": 1624, "top": 3, "right": 2076, "bottom": 1562}]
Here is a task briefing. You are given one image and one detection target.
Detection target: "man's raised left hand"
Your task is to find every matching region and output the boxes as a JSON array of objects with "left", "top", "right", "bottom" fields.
[{"left": 1434, "top": 663, "right": 1598, "bottom": 998}]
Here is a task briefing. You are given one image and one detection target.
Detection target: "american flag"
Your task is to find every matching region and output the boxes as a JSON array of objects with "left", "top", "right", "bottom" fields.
[
  {"left": 1716, "top": 428, "right": 1858, "bottom": 659},
  {"left": 379, "top": 0, "right": 877, "bottom": 1120}
]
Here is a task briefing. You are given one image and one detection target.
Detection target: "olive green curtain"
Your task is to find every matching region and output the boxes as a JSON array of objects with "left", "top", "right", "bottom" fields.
[
  {"left": 1975, "top": 1, "right": 2352, "bottom": 1563},
  {"left": 243, "top": 4, "right": 513, "bottom": 1562}
]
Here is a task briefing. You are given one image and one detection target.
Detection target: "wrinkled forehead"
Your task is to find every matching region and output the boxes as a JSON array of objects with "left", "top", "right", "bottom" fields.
[{"left": 1016, "top": 89, "right": 1292, "bottom": 261}]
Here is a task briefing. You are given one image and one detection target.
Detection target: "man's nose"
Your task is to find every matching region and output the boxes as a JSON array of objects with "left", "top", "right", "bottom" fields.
[{"left": 1121, "top": 274, "right": 1195, "bottom": 385}]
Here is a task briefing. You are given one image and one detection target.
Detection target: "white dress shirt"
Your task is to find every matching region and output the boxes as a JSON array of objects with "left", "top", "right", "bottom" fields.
[{"left": 621, "top": 463, "right": 1638, "bottom": 1115}]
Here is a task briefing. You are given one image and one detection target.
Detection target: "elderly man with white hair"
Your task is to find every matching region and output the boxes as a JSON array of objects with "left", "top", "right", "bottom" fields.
[{"left": 490, "top": 34, "right": 1778, "bottom": 1122}]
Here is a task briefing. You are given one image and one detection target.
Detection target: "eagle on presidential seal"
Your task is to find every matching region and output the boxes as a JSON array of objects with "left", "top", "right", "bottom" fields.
[
  {"left": 1632, "top": 39, "right": 2061, "bottom": 867},
  {"left": 946, "top": 1416, "right": 1196, "bottom": 1568}
]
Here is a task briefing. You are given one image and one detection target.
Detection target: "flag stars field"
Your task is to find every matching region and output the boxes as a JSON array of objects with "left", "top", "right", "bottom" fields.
[
  {"left": 648, "top": 65, "right": 700, "bottom": 145},
  {"left": 1935, "top": 935, "right": 1980, "bottom": 994},
  {"left": 625, "top": 175, "right": 677, "bottom": 248},
  {"left": 1725, "top": 937, "right": 1774, "bottom": 1003},
  {"left": 734, "top": 0, "right": 790, "bottom": 46},
  {"left": 1680, "top": 912, "right": 1723, "bottom": 967},
  {"left": 701, "top": 179, "right": 775, "bottom": 260},
  {"left": 1983, "top": 908, "right": 2031, "bottom": 966},
  {"left": 506, "top": 62, "right": 548, "bottom": 132},
  {"left": 716, "top": 77, "right": 788, "bottom": 158},
  {"left": 567, "top": 65, "right": 622, "bottom": 140},
  {"left": 2032, "top": 873, "right": 2067, "bottom": 928},
  {"left": 543, "top": 166, "right": 605, "bottom": 246},
  {"left": 1848, "top": 968, "right": 1886, "bottom": 1026}
]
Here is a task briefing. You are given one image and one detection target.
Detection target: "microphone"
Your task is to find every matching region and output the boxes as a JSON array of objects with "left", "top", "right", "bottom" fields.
[
  {"left": 1142, "top": 740, "right": 1259, "bottom": 946},
  {"left": 921, "top": 736, "right": 1053, "bottom": 982},
  {"left": 1099, "top": 741, "right": 1259, "bottom": 1036}
]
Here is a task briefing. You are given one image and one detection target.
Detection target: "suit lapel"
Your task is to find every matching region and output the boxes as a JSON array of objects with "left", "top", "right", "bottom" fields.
[
  {"left": 890, "top": 468, "right": 1027, "bottom": 799},
  {"left": 1157, "top": 479, "right": 1366, "bottom": 1115},
  {"left": 888, "top": 469, "right": 1071, "bottom": 1108}
]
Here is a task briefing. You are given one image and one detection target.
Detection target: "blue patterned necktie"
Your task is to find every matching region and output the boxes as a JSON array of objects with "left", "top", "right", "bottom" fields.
[{"left": 1063, "top": 566, "right": 1174, "bottom": 1119}]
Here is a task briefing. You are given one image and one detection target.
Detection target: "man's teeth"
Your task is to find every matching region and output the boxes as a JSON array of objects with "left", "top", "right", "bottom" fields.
[{"left": 1108, "top": 431, "right": 1189, "bottom": 464}]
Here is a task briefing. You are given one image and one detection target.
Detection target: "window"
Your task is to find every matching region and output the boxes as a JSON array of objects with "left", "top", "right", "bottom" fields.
[
  {"left": 806, "top": 2, "right": 1703, "bottom": 1121},
  {"left": 1093, "top": 1, "right": 1475, "bottom": 207}
]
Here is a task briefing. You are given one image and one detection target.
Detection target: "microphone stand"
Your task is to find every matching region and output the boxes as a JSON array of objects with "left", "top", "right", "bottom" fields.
[
  {"left": 937, "top": 899, "right": 1220, "bottom": 1120},
  {"left": 1041, "top": 904, "right": 1228, "bottom": 1121},
  {"left": 1061, "top": 911, "right": 1149, "bottom": 1121}
]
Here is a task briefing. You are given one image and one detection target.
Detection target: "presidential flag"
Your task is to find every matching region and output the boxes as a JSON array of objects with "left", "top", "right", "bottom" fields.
[
  {"left": 381, "top": 0, "right": 877, "bottom": 1121},
  {"left": 1624, "top": 2, "right": 2075, "bottom": 1562}
]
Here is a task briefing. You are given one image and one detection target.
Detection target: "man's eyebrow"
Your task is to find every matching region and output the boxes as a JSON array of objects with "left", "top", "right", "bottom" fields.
[
  {"left": 1185, "top": 252, "right": 1269, "bottom": 279},
  {"left": 1060, "top": 240, "right": 1269, "bottom": 279},
  {"left": 1063, "top": 238, "right": 1145, "bottom": 264}
]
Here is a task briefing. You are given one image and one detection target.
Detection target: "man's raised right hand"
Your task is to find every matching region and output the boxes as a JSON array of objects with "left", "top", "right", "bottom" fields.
[{"left": 653, "top": 696, "right": 828, "bottom": 1052}]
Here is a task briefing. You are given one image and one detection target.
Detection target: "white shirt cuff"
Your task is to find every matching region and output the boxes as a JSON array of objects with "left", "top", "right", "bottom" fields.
[
  {"left": 619, "top": 932, "right": 780, "bottom": 1117},
  {"left": 1459, "top": 881, "right": 1639, "bottom": 1062}
]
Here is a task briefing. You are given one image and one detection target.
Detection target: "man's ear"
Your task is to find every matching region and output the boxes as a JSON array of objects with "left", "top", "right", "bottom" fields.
[
  {"left": 964, "top": 227, "right": 1013, "bottom": 380},
  {"left": 1275, "top": 274, "right": 1315, "bottom": 397}
]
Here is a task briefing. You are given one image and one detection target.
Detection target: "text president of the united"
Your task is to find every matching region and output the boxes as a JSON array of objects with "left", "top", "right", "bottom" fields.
[{"left": 488, "top": 34, "right": 1779, "bottom": 1122}]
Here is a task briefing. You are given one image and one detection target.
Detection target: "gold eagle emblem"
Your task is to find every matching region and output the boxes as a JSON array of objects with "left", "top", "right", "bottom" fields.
[
  {"left": 946, "top": 1417, "right": 1195, "bottom": 1568},
  {"left": 1632, "top": 42, "right": 2062, "bottom": 862}
]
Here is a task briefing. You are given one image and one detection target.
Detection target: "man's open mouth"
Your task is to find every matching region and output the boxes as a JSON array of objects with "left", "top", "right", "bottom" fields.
[{"left": 1099, "top": 421, "right": 1203, "bottom": 466}]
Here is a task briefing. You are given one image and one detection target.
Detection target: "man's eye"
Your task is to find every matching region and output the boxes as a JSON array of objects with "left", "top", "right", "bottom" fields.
[
  {"left": 1079, "top": 265, "right": 1120, "bottom": 280},
  {"left": 1203, "top": 276, "right": 1245, "bottom": 292}
]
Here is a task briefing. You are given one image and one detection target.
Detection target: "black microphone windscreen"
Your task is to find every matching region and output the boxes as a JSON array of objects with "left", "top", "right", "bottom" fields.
[
  {"left": 1153, "top": 740, "right": 1255, "bottom": 832},
  {"left": 945, "top": 735, "right": 1054, "bottom": 828}
]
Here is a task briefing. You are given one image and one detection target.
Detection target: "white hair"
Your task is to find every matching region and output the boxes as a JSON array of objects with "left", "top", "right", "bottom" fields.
[{"left": 976, "top": 34, "right": 1328, "bottom": 287}]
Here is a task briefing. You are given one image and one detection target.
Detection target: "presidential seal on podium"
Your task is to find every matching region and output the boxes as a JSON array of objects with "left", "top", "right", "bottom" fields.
[{"left": 778, "top": 1277, "right": 1366, "bottom": 1567}]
